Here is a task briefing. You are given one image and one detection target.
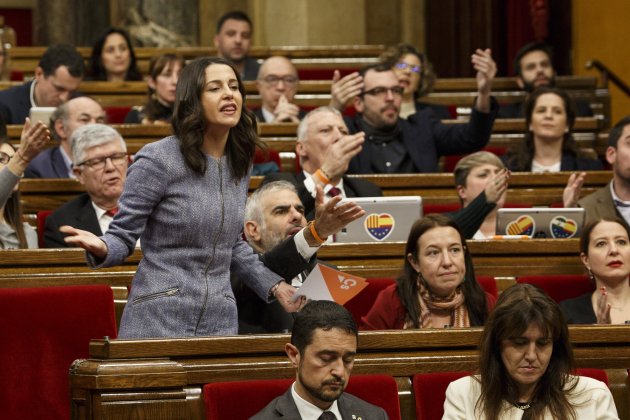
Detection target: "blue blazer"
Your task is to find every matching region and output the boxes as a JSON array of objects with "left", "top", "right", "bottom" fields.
[{"left": 24, "top": 146, "right": 70, "bottom": 178}]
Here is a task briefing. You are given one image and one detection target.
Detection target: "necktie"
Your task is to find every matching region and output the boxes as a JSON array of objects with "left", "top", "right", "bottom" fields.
[
  {"left": 105, "top": 207, "right": 119, "bottom": 217},
  {"left": 328, "top": 187, "right": 341, "bottom": 197},
  {"left": 318, "top": 412, "right": 337, "bottom": 420}
]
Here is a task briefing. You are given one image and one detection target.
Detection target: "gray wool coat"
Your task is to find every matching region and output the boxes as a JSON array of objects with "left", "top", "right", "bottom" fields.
[{"left": 91, "top": 136, "right": 283, "bottom": 338}]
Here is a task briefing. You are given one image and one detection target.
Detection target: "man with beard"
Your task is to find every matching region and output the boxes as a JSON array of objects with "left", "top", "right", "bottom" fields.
[
  {"left": 579, "top": 116, "right": 630, "bottom": 229},
  {"left": 234, "top": 181, "right": 356, "bottom": 333},
  {"left": 214, "top": 11, "right": 259, "bottom": 80},
  {"left": 252, "top": 300, "right": 387, "bottom": 420},
  {"left": 340, "top": 49, "right": 498, "bottom": 174},
  {"left": 498, "top": 42, "right": 593, "bottom": 118}
]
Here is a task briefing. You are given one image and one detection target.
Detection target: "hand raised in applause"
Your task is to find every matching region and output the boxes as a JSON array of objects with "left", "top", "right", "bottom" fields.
[
  {"left": 273, "top": 95, "right": 301, "bottom": 123},
  {"left": 59, "top": 225, "right": 108, "bottom": 259},
  {"left": 329, "top": 70, "right": 364, "bottom": 111},
  {"left": 471, "top": 48, "right": 496, "bottom": 112},
  {"left": 8, "top": 117, "right": 50, "bottom": 176},
  {"left": 562, "top": 172, "right": 586, "bottom": 208},
  {"left": 484, "top": 168, "right": 509, "bottom": 204},
  {"left": 594, "top": 287, "right": 612, "bottom": 324},
  {"left": 319, "top": 132, "right": 365, "bottom": 184}
]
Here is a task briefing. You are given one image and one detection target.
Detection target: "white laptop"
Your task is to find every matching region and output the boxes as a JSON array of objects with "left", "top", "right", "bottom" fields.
[
  {"left": 333, "top": 196, "right": 422, "bottom": 243},
  {"left": 496, "top": 208, "right": 586, "bottom": 239}
]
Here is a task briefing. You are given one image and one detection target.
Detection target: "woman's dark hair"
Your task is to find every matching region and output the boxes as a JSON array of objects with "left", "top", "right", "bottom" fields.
[
  {"left": 477, "top": 283, "right": 576, "bottom": 420},
  {"left": 396, "top": 213, "right": 489, "bottom": 328},
  {"left": 142, "top": 53, "right": 186, "bottom": 122},
  {"left": 379, "top": 43, "right": 437, "bottom": 99},
  {"left": 580, "top": 217, "right": 630, "bottom": 256},
  {"left": 505, "top": 87, "right": 578, "bottom": 171},
  {"left": 88, "top": 28, "right": 142, "bottom": 81},
  {"left": 171, "top": 56, "right": 263, "bottom": 179},
  {"left": 0, "top": 140, "right": 27, "bottom": 248}
]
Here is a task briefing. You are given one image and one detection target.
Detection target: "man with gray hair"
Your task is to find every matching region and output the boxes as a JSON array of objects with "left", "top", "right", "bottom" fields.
[
  {"left": 44, "top": 123, "right": 127, "bottom": 247},
  {"left": 25, "top": 96, "right": 106, "bottom": 178},
  {"left": 263, "top": 106, "right": 381, "bottom": 219}
]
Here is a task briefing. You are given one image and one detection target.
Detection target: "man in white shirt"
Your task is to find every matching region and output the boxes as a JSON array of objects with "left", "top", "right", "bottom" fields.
[
  {"left": 44, "top": 124, "right": 127, "bottom": 247},
  {"left": 252, "top": 300, "right": 387, "bottom": 420}
]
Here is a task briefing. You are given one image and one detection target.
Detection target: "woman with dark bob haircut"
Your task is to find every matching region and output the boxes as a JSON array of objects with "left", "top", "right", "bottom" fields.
[
  {"left": 444, "top": 283, "right": 618, "bottom": 419},
  {"left": 86, "top": 27, "right": 142, "bottom": 81},
  {"left": 60, "top": 57, "right": 363, "bottom": 338},
  {"left": 504, "top": 86, "right": 602, "bottom": 172},
  {"left": 362, "top": 214, "right": 495, "bottom": 330}
]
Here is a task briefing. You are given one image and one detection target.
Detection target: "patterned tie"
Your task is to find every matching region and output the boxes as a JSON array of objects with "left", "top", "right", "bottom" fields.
[
  {"left": 318, "top": 412, "right": 337, "bottom": 420},
  {"left": 105, "top": 207, "right": 119, "bottom": 217},
  {"left": 328, "top": 187, "right": 341, "bottom": 197}
]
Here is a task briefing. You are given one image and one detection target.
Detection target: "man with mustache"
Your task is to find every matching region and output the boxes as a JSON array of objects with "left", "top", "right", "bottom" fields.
[
  {"left": 252, "top": 300, "right": 387, "bottom": 419},
  {"left": 44, "top": 124, "right": 128, "bottom": 247},
  {"left": 498, "top": 42, "right": 593, "bottom": 118},
  {"left": 342, "top": 49, "right": 498, "bottom": 174}
]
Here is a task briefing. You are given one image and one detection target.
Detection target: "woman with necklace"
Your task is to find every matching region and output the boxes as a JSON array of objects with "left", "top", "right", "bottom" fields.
[
  {"left": 444, "top": 283, "right": 618, "bottom": 419},
  {"left": 561, "top": 218, "right": 630, "bottom": 324}
]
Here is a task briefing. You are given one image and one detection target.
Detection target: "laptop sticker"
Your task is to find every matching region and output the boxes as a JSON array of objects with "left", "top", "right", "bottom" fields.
[
  {"left": 364, "top": 213, "right": 394, "bottom": 241},
  {"left": 550, "top": 216, "right": 578, "bottom": 239},
  {"left": 506, "top": 215, "right": 535, "bottom": 237}
]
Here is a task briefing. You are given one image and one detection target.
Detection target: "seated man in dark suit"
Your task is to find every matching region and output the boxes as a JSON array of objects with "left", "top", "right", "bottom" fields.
[
  {"left": 25, "top": 96, "right": 106, "bottom": 178},
  {"left": 340, "top": 49, "right": 498, "bottom": 174},
  {"left": 498, "top": 42, "right": 593, "bottom": 118},
  {"left": 252, "top": 300, "right": 387, "bottom": 419},
  {"left": 0, "top": 44, "right": 84, "bottom": 125},
  {"left": 44, "top": 124, "right": 127, "bottom": 247},
  {"left": 264, "top": 106, "right": 382, "bottom": 220},
  {"left": 254, "top": 56, "right": 305, "bottom": 123}
]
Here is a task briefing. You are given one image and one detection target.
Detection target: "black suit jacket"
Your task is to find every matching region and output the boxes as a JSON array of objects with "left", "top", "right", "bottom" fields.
[
  {"left": 251, "top": 387, "right": 388, "bottom": 419},
  {"left": 262, "top": 172, "right": 383, "bottom": 220},
  {"left": 233, "top": 234, "right": 317, "bottom": 334},
  {"left": 0, "top": 81, "right": 32, "bottom": 125},
  {"left": 344, "top": 100, "right": 497, "bottom": 174},
  {"left": 44, "top": 193, "right": 102, "bottom": 248}
]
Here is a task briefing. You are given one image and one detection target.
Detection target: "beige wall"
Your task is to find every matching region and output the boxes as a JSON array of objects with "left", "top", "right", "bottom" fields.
[{"left": 573, "top": 0, "right": 630, "bottom": 124}]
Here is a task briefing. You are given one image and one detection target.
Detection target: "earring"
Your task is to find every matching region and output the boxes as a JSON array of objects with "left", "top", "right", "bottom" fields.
[{"left": 587, "top": 267, "right": 595, "bottom": 282}]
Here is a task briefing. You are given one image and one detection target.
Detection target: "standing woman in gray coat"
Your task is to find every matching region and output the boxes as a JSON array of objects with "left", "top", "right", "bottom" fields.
[{"left": 61, "top": 57, "right": 361, "bottom": 338}]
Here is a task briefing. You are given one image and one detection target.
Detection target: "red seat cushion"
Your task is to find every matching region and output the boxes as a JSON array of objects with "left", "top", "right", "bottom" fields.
[
  {"left": 344, "top": 277, "right": 396, "bottom": 328},
  {"left": 516, "top": 274, "right": 594, "bottom": 303},
  {"left": 477, "top": 276, "right": 498, "bottom": 299},
  {"left": 413, "top": 371, "right": 471, "bottom": 420},
  {"left": 36, "top": 209, "right": 52, "bottom": 248},
  {"left": 0, "top": 285, "right": 117, "bottom": 420},
  {"left": 105, "top": 106, "right": 132, "bottom": 124}
]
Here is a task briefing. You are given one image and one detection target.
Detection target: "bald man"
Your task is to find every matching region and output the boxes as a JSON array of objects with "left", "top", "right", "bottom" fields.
[
  {"left": 25, "top": 96, "right": 107, "bottom": 178},
  {"left": 254, "top": 56, "right": 305, "bottom": 123}
]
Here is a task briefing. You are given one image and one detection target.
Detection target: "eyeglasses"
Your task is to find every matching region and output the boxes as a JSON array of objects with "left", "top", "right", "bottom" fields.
[
  {"left": 395, "top": 62, "right": 421, "bottom": 73},
  {"left": 0, "top": 151, "right": 13, "bottom": 164},
  {"left": 77, "top": 152, "right": 128, "bottom": 170},
  {"left": 260, "top": 75, "right": 299, "bottom": 86},
  {"left": 361, "top": 86, "right": 404, "bottom": 98}
]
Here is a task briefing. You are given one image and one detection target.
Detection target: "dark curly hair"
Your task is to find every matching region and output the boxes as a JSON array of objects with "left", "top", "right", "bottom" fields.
[{"left": 379, "top": 43, "right": 437, "bottom": 99}]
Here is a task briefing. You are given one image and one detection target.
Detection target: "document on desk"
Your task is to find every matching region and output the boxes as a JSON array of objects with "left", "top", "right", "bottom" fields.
[{"left": 292, "top": 263, "right": 368, "bottom": 305}]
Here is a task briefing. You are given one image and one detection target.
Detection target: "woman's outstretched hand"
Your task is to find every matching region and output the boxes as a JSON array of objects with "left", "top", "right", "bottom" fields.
[{"left": 59, "top": 225, "right": 108, "bottom": 259}]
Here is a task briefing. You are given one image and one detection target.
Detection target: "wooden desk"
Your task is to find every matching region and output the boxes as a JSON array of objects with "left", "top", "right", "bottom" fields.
[{"left": 68, "top": 326, "right": 630, "bottom": 420}]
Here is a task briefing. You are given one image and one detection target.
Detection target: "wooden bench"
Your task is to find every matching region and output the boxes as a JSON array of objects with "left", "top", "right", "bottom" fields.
[
  {"left": 18, "top": 171, "right": 612, "bottom": 216},
  {"left": 68, "top": 327, "right": 630, "bottom": 420}
]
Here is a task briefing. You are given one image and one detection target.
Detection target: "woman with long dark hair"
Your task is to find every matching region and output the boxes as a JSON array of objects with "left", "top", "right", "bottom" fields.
[
  {"left": 61, "top": 57, "right": 363, "bottom": 338},
  {"left": 444, "top": 283, "right": 618, "bottom": 419},
  {"left": 504, "top": 87, "right": 602, "bottom": 172},
  {"left": 362, "top": 214, "right": 495, "bottom": 330},
  {"left": 86, "top": 27, "right": 142, "bottom": 82}
]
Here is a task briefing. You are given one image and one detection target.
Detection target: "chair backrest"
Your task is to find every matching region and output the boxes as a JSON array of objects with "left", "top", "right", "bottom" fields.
[
  {"left": 575, "top": 368, "right": 609, "bottom": 386},
  {"left": 516, "top": 274, "right": 594, "bottom": 303},
  {"left": 203, "top": 374, "right": 401, "bottom": 420},
  {"left": 36, "top": 209, "right": 52, "bottom": 248},
  {"left": 476, "top": 276, "right": 498, "bottom": 299},
  {"left": 0, "top": 285, "right": 117, "bottom": 420},
  {"left": 413, "top": 371, "right": 471, "bottom": 420},
  {"left": 344, "top": 277, "right": 396, "bottom": 327}
]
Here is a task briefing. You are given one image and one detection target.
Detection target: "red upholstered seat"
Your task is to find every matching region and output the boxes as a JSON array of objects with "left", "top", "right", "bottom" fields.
[
  {"left": 477, "top": 276, "right": 498, "bottom": 299},
  {"left": 344, "top": 277, "right": 396, "bottom": 327},
  {"left": 203, "top": 374, "right": 401, "bottom": 420},
  {"left": 105, "top": 106, "right": 132, "bottom": 124},
  {"left": 36, "top": 209, "right": 52, "bottom": 248},
  {"left": 515, "top": 274, "right": 594, "bottom": 303},
  {"left": 413, "top": 371, "right": 471, "bottom": 420},
  {"left": 423, "top": 202, "right": 460, "bottom": 215},
  {"left": 575, "top": 368, "right": 609, "bottom": 385},
  {"left": 0, "top": 285, "right": 117, "bottom": 420}
]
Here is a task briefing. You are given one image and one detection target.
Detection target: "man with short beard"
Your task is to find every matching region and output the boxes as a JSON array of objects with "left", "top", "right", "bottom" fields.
[
  {"left": 252, "top": 300, "right": 387, "bottom": 420},
  {"left": 234, "top": 181, "right": 357, "bottom": 333},
  {"left": 340, "top": 49, "right": 498, "bottom": 174},
  {"left": 498, "top": 42, "right": 593, "bottom": 118}
]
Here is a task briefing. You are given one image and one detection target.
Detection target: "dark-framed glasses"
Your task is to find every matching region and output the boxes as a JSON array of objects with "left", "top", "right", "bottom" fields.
[
  {"left": 77, "top": 152, "right": 128, "bottom": 170},
  {"left": 0, "top": 151, "right": 13, "bottom": 164},
  {"left": 260, "top": 75, "right": 299, "bottom": 86},
  {"left": 362, "top": 86, "right": 404, "bottom": 98},
  {"left": 395, "top": 62, "right": 421, "bottom": 73}
]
